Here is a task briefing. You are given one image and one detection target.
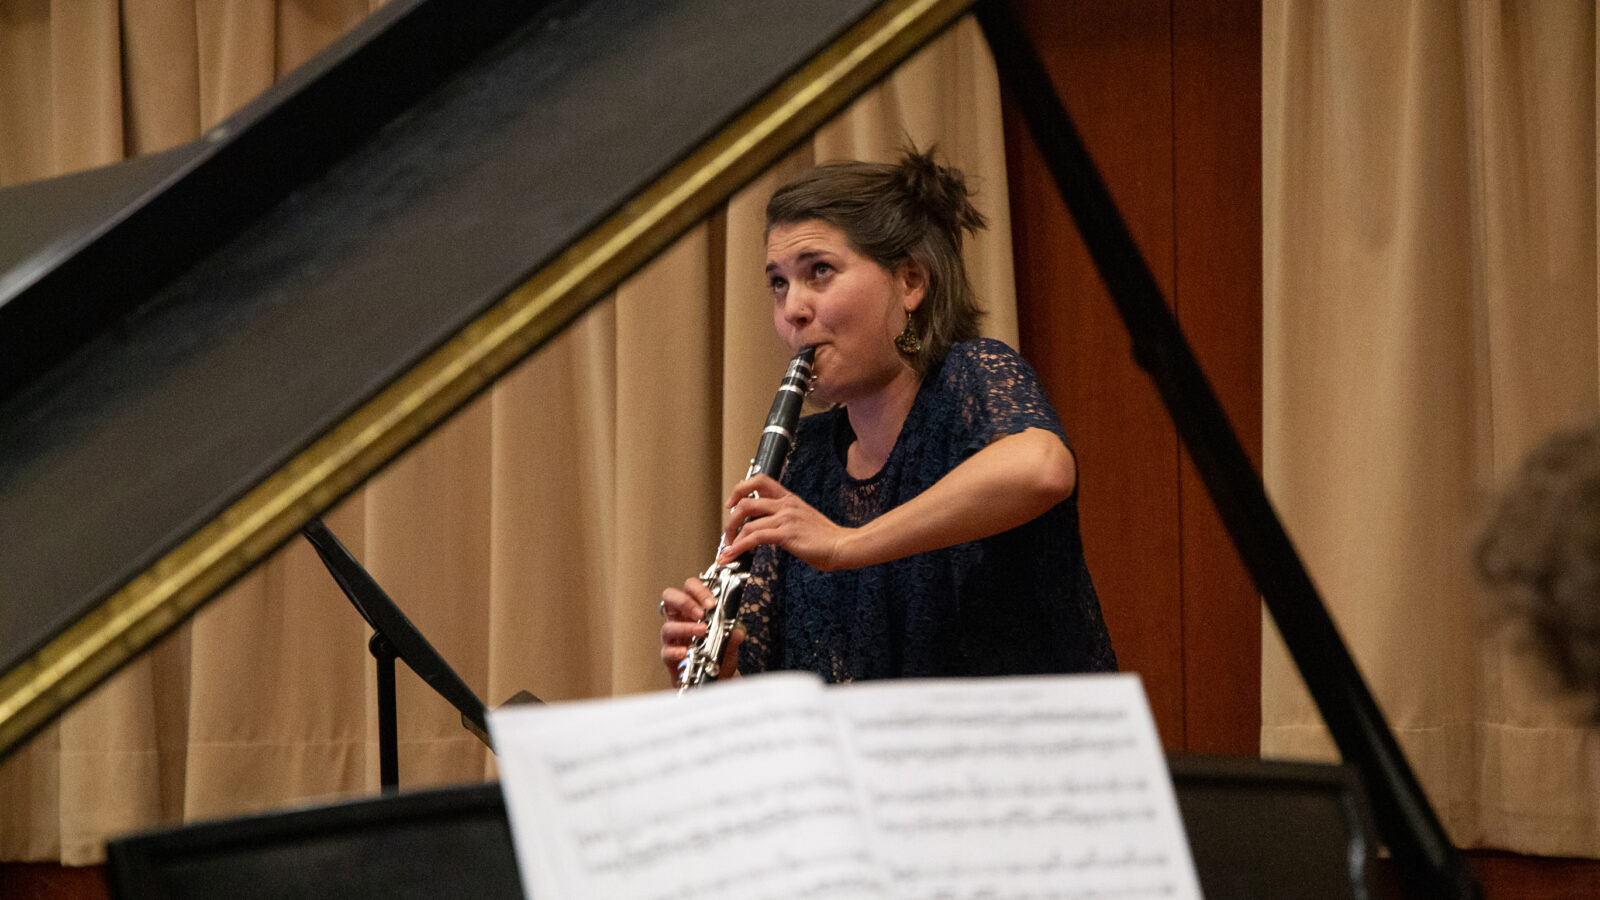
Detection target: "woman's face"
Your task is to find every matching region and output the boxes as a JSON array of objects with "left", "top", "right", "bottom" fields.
[{"left": 765, "top": 220, "right": 924, "bottom": 406}]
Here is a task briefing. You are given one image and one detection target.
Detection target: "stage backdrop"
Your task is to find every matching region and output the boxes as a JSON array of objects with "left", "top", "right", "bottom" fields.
[
  {"left": 1262, "top": 0, "right": 1600, "bottom": 859},
  {"left": 0, "top": 1, "right": 1018, "bottom": 864}
]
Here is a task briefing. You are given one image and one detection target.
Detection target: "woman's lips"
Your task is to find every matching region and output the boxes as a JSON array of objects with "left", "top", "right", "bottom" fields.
[{"left": 806, "top": 343, "right": 827, "bottom": 377}]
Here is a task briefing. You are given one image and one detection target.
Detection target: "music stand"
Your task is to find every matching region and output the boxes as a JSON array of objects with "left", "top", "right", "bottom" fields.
[
  {"left": 106, "top": 783, "right": 522, "bottom": 899},
  {"left": 1169, "top": 754, "right": 1376, "bottom": 900},
  {"left": 300, "top": 517, "right": 538, "bottom": 792}
]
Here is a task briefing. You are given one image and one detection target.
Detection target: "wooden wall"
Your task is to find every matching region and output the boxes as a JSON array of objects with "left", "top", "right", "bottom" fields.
[{"left": 1001, "top": 0, "right": 1263, "bottom": 756}]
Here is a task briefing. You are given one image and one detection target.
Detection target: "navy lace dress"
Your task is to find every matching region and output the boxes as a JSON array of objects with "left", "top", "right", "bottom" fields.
[{"left": 737, "top": 338, "right": 1116, "bottom": 681}]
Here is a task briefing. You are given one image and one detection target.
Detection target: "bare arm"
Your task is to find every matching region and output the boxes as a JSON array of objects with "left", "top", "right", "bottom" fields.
[{"left": 718, "top": 427, "right": 1075, "bottom": 571}]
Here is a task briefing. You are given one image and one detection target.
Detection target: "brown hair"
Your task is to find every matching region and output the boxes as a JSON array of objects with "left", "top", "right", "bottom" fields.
[
  {"left": 765, "top": 147, "right": 987, "bottom": 373},
  {"left": 1477, "top": 421, "right": 1600, "bottom": 725}
]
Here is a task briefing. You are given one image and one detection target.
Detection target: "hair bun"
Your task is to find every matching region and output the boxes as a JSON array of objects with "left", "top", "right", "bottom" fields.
[{"left": 895, "top": 146, "right": 987, "bottom": 238}]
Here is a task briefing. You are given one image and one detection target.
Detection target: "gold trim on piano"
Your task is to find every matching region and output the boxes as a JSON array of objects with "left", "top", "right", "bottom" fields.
[{"left": 0, "top": 0, "right": 976, "bottom": 759}]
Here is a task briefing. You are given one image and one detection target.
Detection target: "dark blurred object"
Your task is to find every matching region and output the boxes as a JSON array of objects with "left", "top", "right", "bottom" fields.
[
  {"left": 106, "top": 784, "right": 520, "bottom": 900},
  {"left": 105, "top": 755, "right": 1378, "bottom": 900},
  {"left": 1170, "top": 754, "right": 1375, "bottom": 900}
]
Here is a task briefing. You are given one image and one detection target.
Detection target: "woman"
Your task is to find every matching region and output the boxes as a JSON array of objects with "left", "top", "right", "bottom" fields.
[{"left": 660, "top": 150, "right": 1115, "bottom": 683}]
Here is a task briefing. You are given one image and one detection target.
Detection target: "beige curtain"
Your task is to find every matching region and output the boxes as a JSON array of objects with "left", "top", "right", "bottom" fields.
[
  {"left": 1263, "top": 1, "right": 1598, "bottom": 857},
  {"left": 0, "top": 4, "right": 1016, "bottom": 864}
]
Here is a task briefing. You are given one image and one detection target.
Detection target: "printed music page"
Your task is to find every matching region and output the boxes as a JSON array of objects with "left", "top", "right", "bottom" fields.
[
  {"left": 829, "top": 673, "right": 1202, "bottom": 900},
  {"left": 489, "top": 672, "right": 888, "bottom": 900}
]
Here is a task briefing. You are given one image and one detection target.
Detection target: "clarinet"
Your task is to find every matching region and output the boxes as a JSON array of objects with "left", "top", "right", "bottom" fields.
[{"left": 678, "top": 345, "right": 815, "bottom": 693}]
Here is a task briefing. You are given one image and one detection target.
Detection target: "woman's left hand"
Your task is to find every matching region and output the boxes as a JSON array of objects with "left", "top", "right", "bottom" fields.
[{"left": 719, "top": 474, "right": 853, "bottom": 571}]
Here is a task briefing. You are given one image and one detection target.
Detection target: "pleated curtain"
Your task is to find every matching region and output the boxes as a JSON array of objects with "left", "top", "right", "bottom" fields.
[
  {"left": 0, "top": 2, "right": 1017, "bottom": 864},
  {"left": 1263, "top": 0, "right": 1600, "bottom": 858}
]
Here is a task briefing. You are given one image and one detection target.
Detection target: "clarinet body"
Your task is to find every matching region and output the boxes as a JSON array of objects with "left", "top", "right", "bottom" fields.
[{"left": 678, "top": 346, "right": 815, "bottom": 693}]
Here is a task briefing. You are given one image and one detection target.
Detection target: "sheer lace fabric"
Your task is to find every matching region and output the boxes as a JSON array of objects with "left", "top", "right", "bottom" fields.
[{"left": 738, "top": 339, "right": 1116, "bottom": 681}]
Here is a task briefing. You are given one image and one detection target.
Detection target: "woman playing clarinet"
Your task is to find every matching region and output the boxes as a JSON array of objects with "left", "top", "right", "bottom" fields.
[{"left": 660, "top": 149, "right": 1115, "bottom": 683}]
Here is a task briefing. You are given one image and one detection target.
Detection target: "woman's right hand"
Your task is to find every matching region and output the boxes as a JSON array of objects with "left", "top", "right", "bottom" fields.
[{"left": 659, "top": 577, "right": 743, "bottom": 686}]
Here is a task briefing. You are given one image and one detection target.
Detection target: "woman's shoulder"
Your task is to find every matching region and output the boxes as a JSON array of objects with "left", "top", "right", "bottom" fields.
[
  {"left": 929, "top": 337, "right": 1066, "bottom": 446},
  {"left": 937, "top": 337, "right": 1036, "bottom": 387},
  {"left": 947, "top": 336, "right": 1018, "bottom": 362},
  {"left": 972, "top": 336, "right": 1016, "bottom": 353}
]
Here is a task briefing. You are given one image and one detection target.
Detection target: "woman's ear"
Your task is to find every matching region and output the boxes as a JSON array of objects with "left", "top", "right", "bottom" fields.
[{"left": 898, "top": 258, "right": 928, "bottom": 312}]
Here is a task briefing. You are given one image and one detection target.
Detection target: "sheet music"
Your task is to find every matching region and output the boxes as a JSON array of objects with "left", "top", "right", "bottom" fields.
[
  {"left": 491, "top": 672, "right": 1198, "bottom": 900},
  {"left": 490, "top": 672, "right": 888, "bottom": 900},
  {"left": 829, "top": 674, "right": 1201, "bottom": 900}
]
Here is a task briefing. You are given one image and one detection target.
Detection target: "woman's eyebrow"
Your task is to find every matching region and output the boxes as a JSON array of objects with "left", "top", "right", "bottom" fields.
[
  {"left": 766, "top": 246, "right": 838, "bottom": 279},
  {"left": 766, "top": 249, "right": 831, "bottom": 272}
]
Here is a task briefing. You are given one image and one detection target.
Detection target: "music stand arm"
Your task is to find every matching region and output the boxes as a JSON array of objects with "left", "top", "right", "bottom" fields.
[{"left": 370, "top": 633, "right": 400, "bottom": 792}]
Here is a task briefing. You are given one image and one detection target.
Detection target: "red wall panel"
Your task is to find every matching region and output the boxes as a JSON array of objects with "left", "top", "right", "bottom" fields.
[{"left": 1003, "top": 0, "right": 1261, "bottom": 754}]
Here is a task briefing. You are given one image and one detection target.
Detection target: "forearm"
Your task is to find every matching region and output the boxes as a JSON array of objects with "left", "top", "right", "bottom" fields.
[{"left": 838, "top": 428, "right": 1075, "bottom": 569}]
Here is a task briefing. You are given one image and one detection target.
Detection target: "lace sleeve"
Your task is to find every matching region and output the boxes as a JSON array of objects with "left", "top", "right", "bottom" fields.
[
  {"left": 735, "top": 544, "right": 781, "bottom": 675},
  {"left": 950, "top": 338, "right": 1070, "bottom": 455}
]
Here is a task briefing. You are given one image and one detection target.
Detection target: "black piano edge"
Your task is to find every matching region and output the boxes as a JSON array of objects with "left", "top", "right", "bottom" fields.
[
  {"left": 0, "top": 0, "right": 565, "bottom": 406},
  {"left": 0, "top": 0, "right": 973, "bottom": 766}
]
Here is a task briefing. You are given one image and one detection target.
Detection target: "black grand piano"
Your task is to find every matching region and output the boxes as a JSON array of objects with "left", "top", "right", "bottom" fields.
[{"left": 0, "top": 1, "right": 1478, "bottom": 896}]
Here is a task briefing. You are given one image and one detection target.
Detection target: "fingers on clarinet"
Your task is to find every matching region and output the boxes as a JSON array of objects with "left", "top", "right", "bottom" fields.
[
  {"left": 661, "top": 645, "right": 685, "bottom": 672},
  {"left": 685, "top": 582, "right": 717, "bottom": 616},
  {"left": 721, "top": 532, "right": 756, "bottom": 562},
  {"left": 661, "top": 621, "right": 706, "bottom": 644},
  {"left": 732, "top": 496, "right": 769, "bottom": 520},
  {"left": 739, "top": 474, "right": 778, "bottom": 497}
]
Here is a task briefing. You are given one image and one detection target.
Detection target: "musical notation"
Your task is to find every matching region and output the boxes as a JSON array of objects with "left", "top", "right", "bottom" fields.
[{"left": 489, "top": 672, "right": 1200, "bottom": 900}]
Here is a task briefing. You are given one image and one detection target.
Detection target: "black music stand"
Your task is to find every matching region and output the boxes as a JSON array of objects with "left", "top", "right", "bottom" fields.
[
  {"left": 300, "top": 517, "right": 538, "bottom": 792},
  {"left": 106, "top": 783, "right": 522, "bottom": 900},
  {"left": 1169, "top": 755, "right": 1376, "bottom": 900}
]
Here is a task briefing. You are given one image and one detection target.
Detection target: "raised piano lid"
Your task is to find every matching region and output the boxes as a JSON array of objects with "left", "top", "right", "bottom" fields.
[{"left": 0, "top": 0, "right": 975, "bottom": 758}]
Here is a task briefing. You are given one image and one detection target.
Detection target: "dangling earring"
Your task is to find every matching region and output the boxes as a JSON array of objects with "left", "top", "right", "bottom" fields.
[{"left": 894, "top": 310, "right": 922, "bottom": 356}]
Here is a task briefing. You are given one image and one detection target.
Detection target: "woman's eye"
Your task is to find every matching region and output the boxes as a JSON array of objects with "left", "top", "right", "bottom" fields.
[
  {"left": 811, "top": 262, "right": 833, "bottom": 278},
  {"left": 769, "top": 277, "right": 787, "bottom": 297}
]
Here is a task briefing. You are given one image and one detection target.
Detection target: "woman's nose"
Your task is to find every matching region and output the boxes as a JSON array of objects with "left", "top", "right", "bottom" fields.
[{"left": 782, "top": 293, "right": 812, "bottom": 327}]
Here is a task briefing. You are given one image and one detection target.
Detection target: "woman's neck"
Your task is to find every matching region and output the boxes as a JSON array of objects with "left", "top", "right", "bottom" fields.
[{"left": 844, "top": 365, "right": 922, "bottom": 479}]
